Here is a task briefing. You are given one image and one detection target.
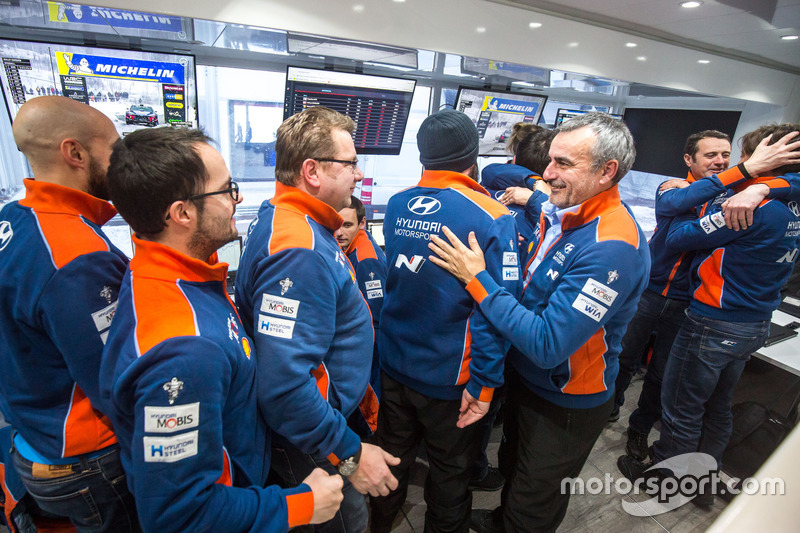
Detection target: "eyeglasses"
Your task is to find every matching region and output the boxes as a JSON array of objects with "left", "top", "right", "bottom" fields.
[
  {"left": 187, "top": 181, "right": 240, "bottom": 203},
  {"left": 314, "top": 158, "right": 360, "bottom": 173}
]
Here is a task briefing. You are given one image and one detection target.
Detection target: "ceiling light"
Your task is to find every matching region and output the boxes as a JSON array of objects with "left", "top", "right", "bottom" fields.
[
  {"left": 681, "top": 1, "right": 703, "bottom": 7},
  {"left": 781, "top": 35, "right": 799, "bottom": 40},
  {"left": 636, "top": 56, "right": 647, "bottom": 61},
  {"left": 476, "top": 26, "right": 486, "bottom": 33},
  {"left": 626, "top": 42, "right": 637, "bottom": 48},
  {"left": 568, "top": 42, "right": 579, "bottom": 48},
  {"left": 352, "top": 4, "right": 365, "bottom": 12},
  {"left": 392, "top": 0, "right": 406, "bottom": 2},
  {"left": 529, "top": 22, "right": 542, "bottom": 29},
  {"left": 697, "top": 59, "right": 710, "bottom": 64}
]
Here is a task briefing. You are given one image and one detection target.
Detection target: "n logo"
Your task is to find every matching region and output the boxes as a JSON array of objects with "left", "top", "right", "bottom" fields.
[
  {"left": 395, "top": 254, "right": 425, "bottom": 273},
  {"left": 546, "top": 269, "right": 559, "bottom": 281},
  {"left": 777, "top": 249, "right": 799, "bottom": 263}
]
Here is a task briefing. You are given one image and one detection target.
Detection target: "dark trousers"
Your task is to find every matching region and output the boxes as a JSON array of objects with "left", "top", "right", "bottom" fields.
[
  {"left": 498, "top": 371, "right": 612, "bottom": 533},
  {"left": 614, "top": 290, "right": 687, "bottom": 431},
  {"left": 11, "top": 445, "right": 140, "bottom": 533},
  {"left": 370, "top": 372, "right": 480, "bottom": 533},
  {"left": 471, "top": 386, "right": 505, "bottom": 481}
]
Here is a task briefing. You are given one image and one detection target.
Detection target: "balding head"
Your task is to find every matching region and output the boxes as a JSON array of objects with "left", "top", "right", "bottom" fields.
[{"left": 13, "top": 96, "right": 118, "bottom": 197}]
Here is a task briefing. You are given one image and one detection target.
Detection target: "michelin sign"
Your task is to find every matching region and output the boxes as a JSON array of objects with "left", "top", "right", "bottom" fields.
[
  {"left": 57, "top": 52, "right": 186, "bottom": 85},
  {"left": 482, "top": 96, "right": 541, "bottom": 116},
  {"left": 47, "top": 2, "right": 185, "bottom": 35}
]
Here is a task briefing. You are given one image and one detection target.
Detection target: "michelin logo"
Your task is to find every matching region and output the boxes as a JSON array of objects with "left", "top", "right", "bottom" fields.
[
  {"left": 572, "top": 294, "right": 608, "bottom": 322},
  {"left": 258, "top": 314, "right": 295, "bottom": 339},
  {"left": 143, "top": 431, "right": 198, "bottom": 463},
  {"left": 581, "top": 278, "right": 618, "bottom": 306},
  {"left": 261, "top": 294, "right": 299, "bottom": 319},
  {"left": 144, "top": 403, "right": 199, "bottom": 434}
]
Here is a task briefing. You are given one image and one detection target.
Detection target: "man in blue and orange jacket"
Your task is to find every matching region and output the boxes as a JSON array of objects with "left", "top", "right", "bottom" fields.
[
  {"left": 430, "top": 112, "right": 650, "bottom": 533},
  {"left": 0, "top": 96, "right": 140, "bottom": 532},
  {"left": 370, "top": 109, "right": 522, "bottom": 533},
  {"left": 335, "top": 195, "right": 387, "bottom": 401},
  {"left": 235, "top": 107, "right": 399, "bottom": 533},
  {"left": 100, "top": 127, "right": 343, "bottom": 532}
]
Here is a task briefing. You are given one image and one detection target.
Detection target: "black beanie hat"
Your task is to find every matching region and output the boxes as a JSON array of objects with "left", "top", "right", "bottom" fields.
[{"left": 417, "top": 109, "right": 479, "bottom": 172}]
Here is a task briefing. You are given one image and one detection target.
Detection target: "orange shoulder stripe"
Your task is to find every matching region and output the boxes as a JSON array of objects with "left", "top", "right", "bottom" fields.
[
  {"left": 595, "top": 208, "right": 640, "bottom": 248},
  {"left": 34, "top": 212, "right": 109, "bottom": 269},
  {"left": 352, "top": 231, "right": 378, "bottom": 262},
  {"left": 132, "top": 277, "right": 198, "bottom": 356},
  {"left": 455, "top": 188, "right": 511, "bottom": 220},
  {"left": 270, "top": 208, "right": 315, "bottom": 254},
  {"left": 694, "top": 248, "right": 725, "bottom": 308}
]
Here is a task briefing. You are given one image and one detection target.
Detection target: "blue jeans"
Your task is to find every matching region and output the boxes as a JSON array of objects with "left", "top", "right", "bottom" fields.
[
  {"left": 613, "top": 290, "right": 688, "bottom": 429},
  {"left": 653, "top": 310, "right": 769, "bottom": 468},
  {"left": 11, "top": 444, "right": 140, "bottom": 532},
  {"left": 270, "top": 442, "right": 368, "bottom": 533}
]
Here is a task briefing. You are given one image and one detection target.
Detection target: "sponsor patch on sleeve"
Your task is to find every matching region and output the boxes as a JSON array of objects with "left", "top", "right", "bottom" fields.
[
  {"left": 572, "top": 294, "right": 608, "bottom": 322},
  {"left": 503, "top": 267, "right": 520, "bottom": 281},
  {"left": 260, "top": 294, "right": 299, "bottom": 319},
  {"left": 257, "top": 314, "right": 295, "bottom": 339},
  {"left": 503, "top": 252, "right": 518, "bottom": 266},
  {"left": 143, "top": 430, "right": 198, "bottom": 463},
  {"left": 581, "top": 278, "right": 618, "bottom": 306},
  {"left": 367, "top": 289, "right": 383, "bottom": 299},
  {"left": 144, "top": 402, "right": 199, "bottom": 433},
  {"left": 699, "top": 212, "right": 726, "bottom": 234},
  {"left": 365, "top": 280, "right": 382, "bottom": 290},
  {"left": 91, "top": 301, "right": 118, "bottom": 332}
]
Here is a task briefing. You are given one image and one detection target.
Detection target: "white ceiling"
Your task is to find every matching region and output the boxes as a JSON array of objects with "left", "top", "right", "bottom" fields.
[{"left": 496, "top": 0, "right": 800, "bottom": 72}]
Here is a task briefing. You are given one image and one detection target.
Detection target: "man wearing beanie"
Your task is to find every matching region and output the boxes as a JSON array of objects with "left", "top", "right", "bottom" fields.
[{"left": 370, "top": 109, "right": 521, "bottom": 532}]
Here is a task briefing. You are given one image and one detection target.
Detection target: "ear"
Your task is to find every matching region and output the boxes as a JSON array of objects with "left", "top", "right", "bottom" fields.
[
  {"left": 60, "top": 138, "right": 87, "bottom": 170},
  {"left": 300, "top": 158, "right": 323, "bottom": 189},
  {"left": 165, "top": 200, "right": 194, "bottom": 229},
  {"left": 598, "top": 159, "right": 619, "bottom": 186},
  {"left": 358, "top": 217, "right": 366, "bottom": 231},
  {"left": 684, "top": 153, "right": 693, "bottom": 168}
]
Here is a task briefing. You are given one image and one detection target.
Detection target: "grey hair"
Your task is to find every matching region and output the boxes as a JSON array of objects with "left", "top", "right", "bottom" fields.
[{"left": 556, "top": 112, "right": 636, "bottom": 183}]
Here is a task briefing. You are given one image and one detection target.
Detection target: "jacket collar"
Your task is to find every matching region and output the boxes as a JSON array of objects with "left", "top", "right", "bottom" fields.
[
  {"left": 130, "top": 235, "right": 227, "bottom": 283},
  {"left": 417, "top": 170, "right": 490, "bottom": 196},
  {"left": 559, "top": 185, "right": 624, "bottom": 232},
  {"left": 19, "top": 178, "right": 118, "bottom": 225},
  {"left": 345, "top": 228, "right": 370, "bottom": 255},
  {"left": 272, "top": 182, "right": 343, "bottom": 231},
  {"left": 686, "top": 171, "right": 697, "bottom": 184}
]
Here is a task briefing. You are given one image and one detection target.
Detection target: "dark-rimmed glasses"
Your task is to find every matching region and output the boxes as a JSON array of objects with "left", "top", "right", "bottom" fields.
[
  {"left": 187, "top": 181, "right": 239, "bottom": 203},
  {"left": 314, "top": 158, "right": 359, "bottom": 172}
]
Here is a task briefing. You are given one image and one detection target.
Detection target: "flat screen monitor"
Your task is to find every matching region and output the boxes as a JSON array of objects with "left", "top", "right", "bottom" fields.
[
  {"left": 0, "top": 39, "right": 197, "bottom": 133},
  {"left": 284, "top": 66, "right": 416, "bottom": 155},
  {"left": 366, "top": 220, "right": 384, "bottom": 248},
  {"left": 554, "top": 108, "right": 623, "bottom": 127},
  {"left": 455, "top": 87, "right": 547, "bottom": 157},
  {"left": 217, "top": 237, "right": 243, "bottom": 272}
]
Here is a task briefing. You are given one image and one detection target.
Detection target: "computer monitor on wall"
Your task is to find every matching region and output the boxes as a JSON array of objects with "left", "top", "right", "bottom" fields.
[
  {"left": 0, "top": 39, "right": 197, "bottom": 132},
  {"left": 284, "top": 66, "right": 416, "bottom": 156}
]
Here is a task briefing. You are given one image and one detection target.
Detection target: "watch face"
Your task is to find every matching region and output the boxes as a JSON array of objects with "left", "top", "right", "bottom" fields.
[{"left": 338, "top": 458, "right": 358, "bottom": 476}]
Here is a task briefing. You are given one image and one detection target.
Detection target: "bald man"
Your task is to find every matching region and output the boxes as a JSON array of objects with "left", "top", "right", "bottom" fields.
[{"left": 0, "top": 96, "right": 140, "bottom": 531}]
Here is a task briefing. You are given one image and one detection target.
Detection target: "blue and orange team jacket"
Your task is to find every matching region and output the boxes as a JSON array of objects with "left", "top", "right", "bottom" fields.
[
  {"left": 650, "top": 169, "right": 800, "bottom": 301},
  {"left": 99, "top": 237, "right": 313, "bottom": 532},
  {"left": 0, "top": 179, "right": 125, "bottom": 460},
  {"left": 379, "top": 170, "right": 522, "bottom": 402},
  {"left": 235, "top": 183, "right": 373, "bottom": 465},
  {"left": 345, "top": 228, "right": 387, "bottom": 398},
  {"left": 481, "top": 162, "right": 544, "bottom": 248},
  {"left": 464, "top": 186, "right": 651, "bottom": 409},
  {"left": 666, "top": 174, "right": 800, "bottom": 322}
]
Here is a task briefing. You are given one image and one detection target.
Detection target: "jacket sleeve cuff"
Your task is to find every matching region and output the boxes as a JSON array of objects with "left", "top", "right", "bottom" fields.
[
  {"left": 712, "top": 166, "right": 747, "bottom": 188},
  {"left": 465, "top": 272, "right": 492, "bottom": 304},
  {"left": 466, "top": 381, "right": 495, "bottom": 402},
  {"left": 326, "top": 429, "right": 361, "bottom": 466},
  {"left": 286, "top": 484, "right": 315, "bottom": 528}
]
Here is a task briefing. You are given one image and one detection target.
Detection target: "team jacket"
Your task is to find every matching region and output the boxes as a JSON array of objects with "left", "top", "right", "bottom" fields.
[
  {"left": 0, "top": 179, "right": 124, "bottom": 460},
  {"left": 99, "top": 237, "right": 312, "bottom": 532},
  {"left": 235, "top": 183, "right": 374, "bottom": 465},
  {"left": 481, "top": 163, "right": 542, "bottom": 247},
  {"left": 345, "top": 228, "right": 387, "bottom": 400},
  {"left": 651, "top": 169, "right": 800, "bottom": 301},
  {"left": 379, "top": 170, "right": 522, "bottom": 401},
  {"left": 665, "top": 172, "right": 800, "bottom": 322},
  {"left": 463, "top": 186, "right": 650, "bottom": 409}
]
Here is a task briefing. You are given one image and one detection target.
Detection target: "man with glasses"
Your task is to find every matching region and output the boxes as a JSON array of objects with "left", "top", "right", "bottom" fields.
[
  {"left": 0, "top": 96, "right": 139, "bottom": 531},
  {"left": 236, "top": 106, "right": 399, "bottom": 533},
  {"left": 99, "top": 126, "right": 344, "bottom": 532}
]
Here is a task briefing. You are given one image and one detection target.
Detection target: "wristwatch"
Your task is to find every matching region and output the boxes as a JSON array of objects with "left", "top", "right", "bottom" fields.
[{"left": 336, "top": 445, "right": 363, "bottom": 476}]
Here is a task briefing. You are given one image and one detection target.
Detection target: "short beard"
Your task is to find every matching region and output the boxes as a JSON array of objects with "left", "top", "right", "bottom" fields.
[
  {"left": 188, "top": 203, "right": 237, "bottom": 261},
  {"left": 87, "top": 157, "right": 110, "bottom": 201}
]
